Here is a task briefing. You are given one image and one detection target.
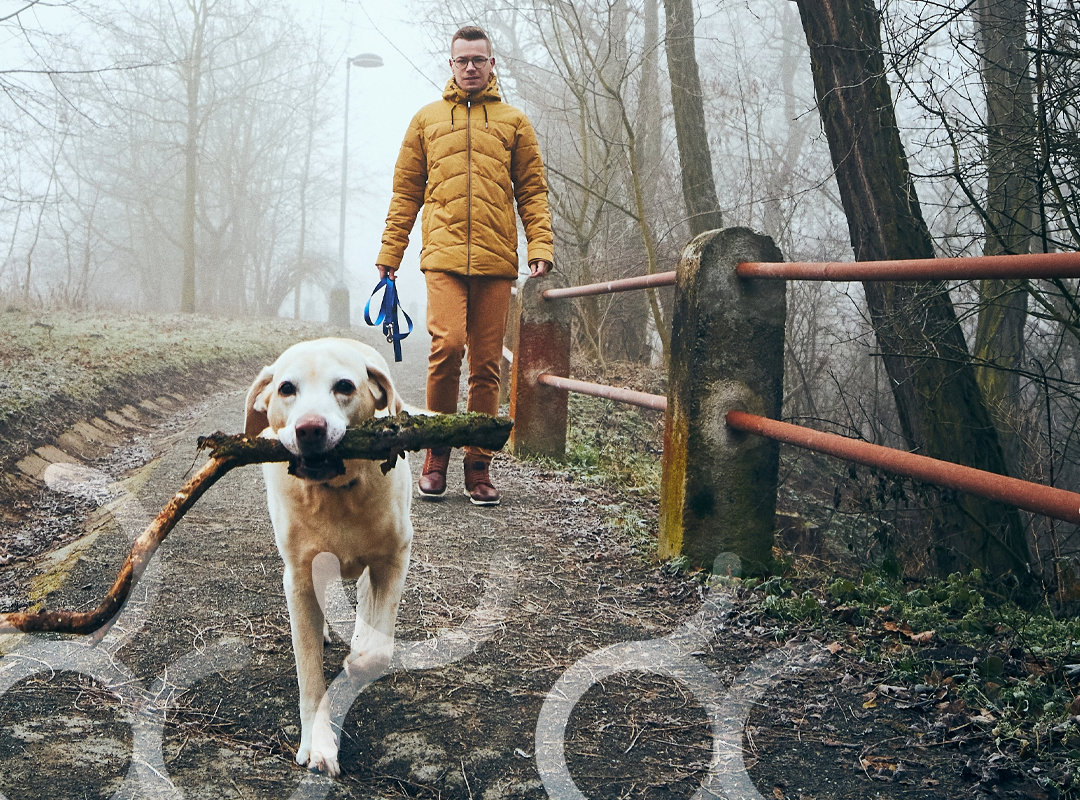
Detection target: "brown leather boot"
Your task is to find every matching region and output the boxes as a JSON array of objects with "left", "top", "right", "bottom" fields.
[
  {"left": 463, "top": 458, "right": 500, "bottom": 506},
  {"left": 418, "top": 447, "right": 451, "bottom": 498}
]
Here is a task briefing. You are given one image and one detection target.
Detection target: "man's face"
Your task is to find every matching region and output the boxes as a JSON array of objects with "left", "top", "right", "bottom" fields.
[{"left": 450, "top": 38, "right": 494, "bottom": 94}]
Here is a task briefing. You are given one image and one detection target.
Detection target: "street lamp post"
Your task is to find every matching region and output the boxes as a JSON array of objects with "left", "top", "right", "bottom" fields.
[{"left": 330, "top": 51, "right": 385, "bottom": 328}]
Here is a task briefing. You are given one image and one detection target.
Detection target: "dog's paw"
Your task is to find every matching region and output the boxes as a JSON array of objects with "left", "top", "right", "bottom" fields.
[{"left": 296, "top": 733, "right": 340, "bottom": 777}]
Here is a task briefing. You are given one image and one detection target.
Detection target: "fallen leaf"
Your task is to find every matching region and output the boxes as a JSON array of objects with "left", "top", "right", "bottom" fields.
[
  {"left": 773, "top": 788, "right": 785, "bottom": 800},
  {"left": 825, "top": 641, "right": 843, "bottom": 654}
]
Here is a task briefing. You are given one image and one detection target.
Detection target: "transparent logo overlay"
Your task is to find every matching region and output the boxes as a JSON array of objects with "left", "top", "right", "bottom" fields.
[{"left": 0, "top": 464, "right": 828, "bottom": 799}]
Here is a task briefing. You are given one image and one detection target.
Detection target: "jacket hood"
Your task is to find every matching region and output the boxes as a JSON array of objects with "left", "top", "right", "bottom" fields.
[{"left": 442, "top": 73, "right": 502, "bottom": 104}]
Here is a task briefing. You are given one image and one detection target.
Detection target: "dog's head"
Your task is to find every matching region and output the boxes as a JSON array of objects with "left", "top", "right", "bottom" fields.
[{"left": 244, "top": 338, "right": 401, "bottom": 480}]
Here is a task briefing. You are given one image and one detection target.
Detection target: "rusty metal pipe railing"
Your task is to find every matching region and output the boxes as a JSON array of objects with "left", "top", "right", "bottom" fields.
[
  {"left": 537, "top": 374, "right": 668, "bottom": 412},
  {"left": 542, "top": 271, "right": 677, "bottom": 301},
  {"left": 726, "top": 410, "right": 1080, "bottom": 525},
  {"left": 737, "top": 251, "right": 1080, "bottom": 282}
]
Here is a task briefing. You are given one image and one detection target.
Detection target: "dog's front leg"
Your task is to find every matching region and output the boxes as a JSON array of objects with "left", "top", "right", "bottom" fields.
[
  {"left": 284, "top": 564, "right": 340, "bottom": 777},
  {"left": 346, "top": 547, "right": 410, "bottom": 682}
]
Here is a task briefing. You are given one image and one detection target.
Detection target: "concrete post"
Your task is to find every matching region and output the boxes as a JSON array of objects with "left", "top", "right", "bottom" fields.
[
  {"left": 509, "top": 271, "right": 571, "bottom": 459},
  {"left": 659, "top": 227, "right": 786, "bottom": 574}
]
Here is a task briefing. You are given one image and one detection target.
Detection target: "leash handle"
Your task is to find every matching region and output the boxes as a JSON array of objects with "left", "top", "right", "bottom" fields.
[{"left": 364, "top": 276, "right": 413, "bottom": 362}]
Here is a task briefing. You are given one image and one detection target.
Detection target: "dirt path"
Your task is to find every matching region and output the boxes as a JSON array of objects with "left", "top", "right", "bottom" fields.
[{"left": 0, "top": 332, "right": 1029, "bottom": 799}]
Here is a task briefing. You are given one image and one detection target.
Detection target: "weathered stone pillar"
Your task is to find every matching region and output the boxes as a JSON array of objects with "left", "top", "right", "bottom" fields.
[
  {"left": 509, "top": 271, "right": 571, "bottom": 459},
  {"left": 659, "top": 228, "right": 786, "bottom": 574}
]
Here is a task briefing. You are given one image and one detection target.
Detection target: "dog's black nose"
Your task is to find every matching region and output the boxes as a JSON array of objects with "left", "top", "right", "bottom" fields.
[{"left": 294, "top": 415, "right": 328, "bottom": 451}]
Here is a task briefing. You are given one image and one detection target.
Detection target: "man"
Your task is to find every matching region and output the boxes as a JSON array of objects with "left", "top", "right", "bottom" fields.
[{"left": 376, "top": 25, "right": 553, "bottom": 506}]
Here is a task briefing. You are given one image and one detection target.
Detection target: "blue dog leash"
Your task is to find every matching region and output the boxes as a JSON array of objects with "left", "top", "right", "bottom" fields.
[{"left": 364, "top": 276, "right": 413, "bottom": 362}]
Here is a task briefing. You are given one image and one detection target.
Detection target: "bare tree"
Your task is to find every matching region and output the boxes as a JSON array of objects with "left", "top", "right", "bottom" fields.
[
  {"left": 970, "top": 0, "right": 1036, "bottom": 459},
  {"left": 40, "top": 0, "right": 340, "bottom": 314},
  {"left": 794, "top": 0, "right": 1036, "bottom": 594},
  {"left": 662, "top": 0, "right": 721, "bottom": 237}
]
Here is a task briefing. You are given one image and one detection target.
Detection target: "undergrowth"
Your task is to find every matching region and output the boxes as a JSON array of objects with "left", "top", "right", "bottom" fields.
[
  {"left": 525, "top": 389, "right": 664, "bottom": 558},
  {"left": 730, "top": 565, "right": 1080, "bottom": 796}
]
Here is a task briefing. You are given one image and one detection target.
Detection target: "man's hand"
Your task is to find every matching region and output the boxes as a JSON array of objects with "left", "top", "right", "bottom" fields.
[
  {"left": 528, "top": 260, "right": 552, "bottom": 278},
  {"left": 377, "top": 264, "right": 397, "bottom": 280}
]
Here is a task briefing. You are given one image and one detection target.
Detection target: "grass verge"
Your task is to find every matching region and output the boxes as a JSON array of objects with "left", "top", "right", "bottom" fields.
[{"left": 0, "top": 309, "right": 339, "bottom": 501}]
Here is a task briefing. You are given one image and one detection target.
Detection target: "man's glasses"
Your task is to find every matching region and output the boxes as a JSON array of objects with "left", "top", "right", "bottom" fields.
[{"left": 452, "top": 56, "right": 491, "bottom": 69}]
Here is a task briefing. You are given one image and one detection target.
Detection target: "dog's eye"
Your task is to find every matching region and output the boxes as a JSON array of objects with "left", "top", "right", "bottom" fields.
[
  {"left": 278, "top": 381, "right": 297, "bottom": 397},
  {"left": 334, "top": 379, "right": 356, "bottom": 396}
]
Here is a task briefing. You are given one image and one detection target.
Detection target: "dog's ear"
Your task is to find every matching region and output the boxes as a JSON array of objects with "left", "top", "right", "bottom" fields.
[
  {"left": 244, "top": 366, "right": 275, "bottom": 437},
  {"left": 366, "top": 364, "right": 402, "bottom": 415}
]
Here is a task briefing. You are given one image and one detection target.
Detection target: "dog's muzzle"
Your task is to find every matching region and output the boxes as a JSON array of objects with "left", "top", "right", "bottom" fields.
[
  {"left": 289, "top": 455, "right": 347, "bottom": 481},
  {"left": 286, "top": 415, "right": 347, "bottom": 480}
]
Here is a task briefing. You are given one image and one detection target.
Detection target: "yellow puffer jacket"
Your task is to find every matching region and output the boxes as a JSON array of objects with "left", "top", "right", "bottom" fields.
[{"left": 377, "top": 75, "right": 554, "bottom": 279}]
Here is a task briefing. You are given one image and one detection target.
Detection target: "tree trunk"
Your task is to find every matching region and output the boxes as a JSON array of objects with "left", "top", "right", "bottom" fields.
[
  {"left": 662, "top": 0, "right": 722, "bottom": 236},
  {"left": 793, "top": 0, "right": 1036, "bottom": 594},
  {"left": 972, "top": 0, "right": 1035, "bottom": 463},
  {"left": 294, "top": 94, "right": 316, "bottom": 319},
  {"left": 179, "top": 0, "right": 208, "bottom": 314}
]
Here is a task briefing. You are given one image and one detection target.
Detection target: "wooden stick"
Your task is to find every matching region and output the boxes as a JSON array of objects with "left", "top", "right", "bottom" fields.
[{"left": 0, "top": 412, "right": 513, "bottom": 637}]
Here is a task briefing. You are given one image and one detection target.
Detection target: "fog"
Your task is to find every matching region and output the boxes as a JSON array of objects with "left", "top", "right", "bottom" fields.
[
  {"left": 0, "top": 0, "right": 852, "bottom": 325},
  {"left": 0, "top": 0, "right": 446, "bottom": 320},
  {"left": 2, "top": 0, "right": 1080, "bottom": 574},
  {"left": 0, "top": 0, "right": 1076, "bottom": 407}
]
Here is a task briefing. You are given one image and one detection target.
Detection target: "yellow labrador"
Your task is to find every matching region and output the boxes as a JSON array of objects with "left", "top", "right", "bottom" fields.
[{"left": 244, "top": 338, "right": 413, "bottom": 776}]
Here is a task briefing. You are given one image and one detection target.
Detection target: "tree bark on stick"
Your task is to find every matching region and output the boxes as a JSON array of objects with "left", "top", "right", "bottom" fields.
[
  {"left": 662, "top": 0, "right": 723, "bottom": 236},
  {"left": 793, "top": 0, "right": 1036, "bottom": 593},
  {"left": 0, "top": 412, "right": 513, "bottom": 637}
]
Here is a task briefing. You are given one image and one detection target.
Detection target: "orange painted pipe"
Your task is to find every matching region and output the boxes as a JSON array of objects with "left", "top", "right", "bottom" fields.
[
  {"left": 737, "top": 251, "right": 1080, "bottom": 282},
  {"left": 542, "top": 271, "right": 677, "bottom": 300},
  {"left": 726, "top": 410, "right": 1080, "bottom": 525},
  {"left": 537, "top": 374, "right": 668, "bottom": 412}
]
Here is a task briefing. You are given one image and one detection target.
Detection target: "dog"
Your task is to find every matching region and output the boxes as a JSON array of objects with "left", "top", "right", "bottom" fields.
[{"left": 244, "top": 338, "right": 413, "bottom": 776}]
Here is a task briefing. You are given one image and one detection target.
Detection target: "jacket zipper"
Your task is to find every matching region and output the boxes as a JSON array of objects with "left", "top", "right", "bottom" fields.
[{"left": 466, "top": 99, "right": 472, "bottom": 276}]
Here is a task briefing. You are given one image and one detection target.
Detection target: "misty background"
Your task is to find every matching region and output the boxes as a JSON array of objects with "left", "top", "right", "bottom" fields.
[{"left": 2, "top": 0, "right": 1079, "bottom": 575}]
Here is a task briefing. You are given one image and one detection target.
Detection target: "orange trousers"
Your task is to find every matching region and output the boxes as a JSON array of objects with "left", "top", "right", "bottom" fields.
[{"left": 424, "top": 271, "right": 513, "bottom": 462}]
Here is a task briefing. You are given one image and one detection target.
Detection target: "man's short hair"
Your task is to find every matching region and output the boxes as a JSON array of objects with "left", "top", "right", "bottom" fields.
[{"left": 451, "top": 26, "right": 491, "bottom": 54}]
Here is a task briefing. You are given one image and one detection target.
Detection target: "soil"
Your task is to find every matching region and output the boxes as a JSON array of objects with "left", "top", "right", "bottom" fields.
[{"left": 0, "top": 332, "right": 1064, "bottom": 799}]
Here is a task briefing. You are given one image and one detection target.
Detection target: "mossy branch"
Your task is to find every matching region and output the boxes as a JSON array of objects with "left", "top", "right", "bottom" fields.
[
  {"left": 0, "top": 412, "right": 512, "bottom": 638},
  {"left": 198, "top": 411, "right": 513, "bottom": 473}
]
